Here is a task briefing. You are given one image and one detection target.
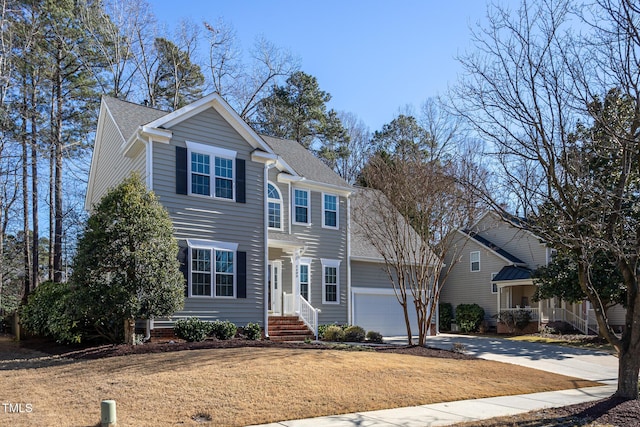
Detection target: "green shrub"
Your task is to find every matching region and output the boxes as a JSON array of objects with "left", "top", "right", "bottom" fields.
[
  {"left": 344, "top": 325, "right": 366, "bottom": 342},
  {"left": 366, "top": 330, "right": 383, "bottom": 343},
  {"left": 211, "top": 320, "right": 237, "bottom": 340},
  {"left": 174, "top": 317, "right": 212, "bottom": 342},
  {"left": 20, "top": 281, "right": 81, "bottom": 344},
  {"left": 439, "top": 302, "right": 453, "bottom": 331},
  {"left": 455, "top": 303, "right": 485, "bottom": 333},
  {"left": 318, "top": 323, "right": 344, "bottom": 339},
  {"left": 243, "top": 322, "right": 262, "bottom": 340},
  {"left": 497, "top": 309, "right": 532, "bottom": 334},
  {"left": 322, "top": 325, "right": 345, "bottom": 341}
]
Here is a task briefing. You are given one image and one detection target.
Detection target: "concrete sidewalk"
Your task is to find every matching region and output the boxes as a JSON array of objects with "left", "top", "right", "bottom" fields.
[{"left": 249, "top": 334, "right": 619, "bottom": 427}]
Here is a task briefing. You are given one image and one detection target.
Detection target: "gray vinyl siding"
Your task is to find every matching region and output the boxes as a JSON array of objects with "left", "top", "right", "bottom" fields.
[
  {"left": 152, "top": 106, "right": 265, "bottom": 326},
  {"left": 88, "top": 110, "right": 146, "bottom": 208},
  {"left": 351, "top": 261, "right": 390, "bottom": 289},
  {"left": 440, "top": 236, "right": 505, "bottom": 321},
  {"left": 283, "top": 188, "right": 348, "bottom": 324},
  {"left": 267, "top": 167, "right": 288, "bottom": 229},
  {"left": 474, "top": 215, "right": 548, "bottom": 268}
]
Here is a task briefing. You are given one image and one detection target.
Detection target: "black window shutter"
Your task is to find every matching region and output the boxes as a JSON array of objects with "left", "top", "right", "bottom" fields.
[
  {"left": 176, "top": 146, "right": 188, "bottom": 195},
  {"left": 236, "top": 251, "right": 247, "bottom": 298},
  {"left": 177, "top": 243, "right": 189, "bottom": 297},
  {"left": 236, "top": 158, "right": 246, "bottom": 203}
]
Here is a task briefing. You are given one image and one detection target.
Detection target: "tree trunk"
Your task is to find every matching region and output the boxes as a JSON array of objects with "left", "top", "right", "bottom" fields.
[
  {"left": 402, "top": 301, "right": 413, "bottom": 346},
  {"left": 616, "top": 348, "right": 640, "bottom": 399},
  {"left": 30, "top": 79, "right": 39, "bottom": 289},
  {"left": 52, "top": 44, "right": 63, "bottom": 283},
  {"left": 20, "top": 82, "right": 31, "bottom": 301},
  {"left": 124, "top": 318, "right": 135, "bottom": 345}
]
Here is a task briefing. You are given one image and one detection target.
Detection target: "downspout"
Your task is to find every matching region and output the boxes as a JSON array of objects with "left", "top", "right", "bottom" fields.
[
  {"left": 144, "top": 318, "right": 154, "bottom": 342},
  {"left": 346, "top": 195, "right": 352, "bottom": 325},
  {"left": 263, "top": 162, "right": 275, "bottom": 338},
  {"left": 146, "top": 136, "right": 153, "bottom": 188}
]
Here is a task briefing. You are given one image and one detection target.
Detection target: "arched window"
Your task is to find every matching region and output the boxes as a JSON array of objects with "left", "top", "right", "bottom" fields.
[{"left": 267, "top": 182, "right": 282, "bottom": 229}]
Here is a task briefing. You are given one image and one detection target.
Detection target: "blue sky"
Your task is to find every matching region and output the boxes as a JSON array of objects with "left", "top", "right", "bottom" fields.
[{"left": 152, "top": 0, "right": 489, "bottom": 132}]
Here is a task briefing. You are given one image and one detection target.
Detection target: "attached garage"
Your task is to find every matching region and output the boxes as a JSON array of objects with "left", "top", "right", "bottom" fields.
[{"left": 352, "top": 287, "right": 420, "bottom": 336}]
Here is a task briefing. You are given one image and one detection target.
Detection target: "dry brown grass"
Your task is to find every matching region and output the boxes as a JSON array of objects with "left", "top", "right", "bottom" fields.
[{"left": 1, "top": 346, "right": 600, "bottom": 427}]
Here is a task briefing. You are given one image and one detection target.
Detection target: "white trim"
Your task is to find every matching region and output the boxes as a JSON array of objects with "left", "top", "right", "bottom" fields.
[
  {"left": 146, "top": 136, "right": 153, "bottom": 189},
  {"left": 267, "top": 181, "right": 283, "bottom": 231},
  {"left": 186, "top": 141, "right": 237, "bottom": 200},
  {"left": 186, "top": 239, "right": 238, "bottom": 252},
  {"left": 263, "top": 164, "right": 271, "bottom": 337},
  {"left": 187, "top": 242, "right": 238, "bottom": 299},
  {"left": 470, "top": 250, "right": 481, "bottom": 272},
  {"left": 292, "top": 188, "right": 311, "bottom": 226},
  {"left": 322, "top": 192, "right": 339, "bottom": 230},
  {"left": 346, "top": 196, "right": 352, "bottom": 324},
  {"left": 277, "top": 173, "right": 352, "bottom": 197},
  {"left": 351, "top": 286, "right": 396, "bottom": 296},
  {"left": 321, "top": 258, "right": 341, "bottom": 305},
  {"left": 455, "top": 229, "right": 528, "bottom": 267}
]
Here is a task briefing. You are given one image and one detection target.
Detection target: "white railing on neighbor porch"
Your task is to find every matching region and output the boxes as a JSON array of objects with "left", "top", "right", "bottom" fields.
[
  {"left": 500, "top": 307, "right": 540, "bottom": 321},
  {"left": 298, "top": 296, "right": 320, "bottom": 340},
  {"left": 283, "top": 292, "right": 295, "bottom": 316},
  {"left": 542, "top": 308, "right": 587, "bottom": 334}
]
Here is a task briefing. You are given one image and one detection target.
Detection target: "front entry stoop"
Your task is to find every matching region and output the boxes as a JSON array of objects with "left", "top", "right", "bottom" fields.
[{"left": 268, "top": 316, "right": 314, "bottom": 342}]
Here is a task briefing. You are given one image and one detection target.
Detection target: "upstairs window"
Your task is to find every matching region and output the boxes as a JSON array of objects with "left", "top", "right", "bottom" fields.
[
  {"left": 470, "top": 251, "right": 480, "bottom": 272},
  {"left": 267, "top": 183, "right": 282, "bottom": 229},
  {"left": 323, "top": 193, "right": 338, "bottom": 229},
  {"left": 293, "top": 188, "right": 310, "bottom": 225},
  {"left": 186, "top": 141, "right": 236, "bottom": 200}
]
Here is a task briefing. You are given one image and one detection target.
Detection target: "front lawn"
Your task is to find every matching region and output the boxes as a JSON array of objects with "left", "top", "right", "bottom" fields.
[{"left": 1, "top": 341, "right": 600, "bottom": 426}]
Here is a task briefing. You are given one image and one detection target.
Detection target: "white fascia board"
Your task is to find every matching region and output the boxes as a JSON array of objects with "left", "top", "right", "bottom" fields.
[
  {"left": 144, "top": 93, "right": 275, "bottom": 154},
  {"left": 141, "top": 125, "right": 172, "bottom": 143},
  {"left": 277, "top": 173, "right": 352, "bottom": 197},
  {"left": 495, "top": 279, "right": 534, "bottom": 288}
]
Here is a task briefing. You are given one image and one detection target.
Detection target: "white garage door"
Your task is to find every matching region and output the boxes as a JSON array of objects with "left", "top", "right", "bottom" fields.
[{"left": 352, "top": 289, "right": 420, "bottom": 337}]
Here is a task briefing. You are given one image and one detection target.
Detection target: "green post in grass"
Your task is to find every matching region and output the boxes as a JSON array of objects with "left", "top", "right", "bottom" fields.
[{"left": 101, "top": 400, "right": 116, "bottom": 427}]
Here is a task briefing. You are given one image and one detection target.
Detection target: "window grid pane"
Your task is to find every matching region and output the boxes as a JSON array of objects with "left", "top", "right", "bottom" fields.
[
  {"left": 325, "top": 266, "right": 337, "bottom": 302},
  {"left": 191, "top": 153, "right": 211, "bottom": 196},
  {"left": 191, "top": 249, "right": 212, "bottom": 296},
  {"left": 215, "top": 250, "right": 234, "bottom": 297},
  {"left": 268, "top": 201, "right": 281, "bottom": 228},
  {"left": 300, "top": 264, "right": 309, "bottom": 301},
  {"left": 268, "top": 183, "right": 280, "bottom": 199}
]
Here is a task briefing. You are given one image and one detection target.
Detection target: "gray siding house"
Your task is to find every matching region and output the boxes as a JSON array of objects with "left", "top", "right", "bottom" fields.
[
  {"left": 440, "top": 211, "right": 625, "bottom": 334},
  {"left": 86, "top": 94, "right": 409, "bottom": 338}
]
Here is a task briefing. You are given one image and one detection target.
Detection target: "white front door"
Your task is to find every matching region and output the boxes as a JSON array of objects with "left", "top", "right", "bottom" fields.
[{"left": 269, "top": 261, "right": 283, "bottom": 315}]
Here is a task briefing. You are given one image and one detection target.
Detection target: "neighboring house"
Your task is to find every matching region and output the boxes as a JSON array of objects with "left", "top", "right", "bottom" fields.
[
  {"left": 86, "top": 93, "right": 421, "bottom": 339},
  {"left": 440, "top": 211, "right": 625, "bottom": 334}
]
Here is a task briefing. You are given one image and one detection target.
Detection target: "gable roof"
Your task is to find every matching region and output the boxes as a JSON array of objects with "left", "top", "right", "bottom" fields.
[
  {"left": 464, "top": 231, "right": 526, "bottom": 265},
  {"left": 261, "top": 135, "right": 351, "bottom": 190},
  {"left": 102, "top": 96, "right": 169, "bottom": 142}
]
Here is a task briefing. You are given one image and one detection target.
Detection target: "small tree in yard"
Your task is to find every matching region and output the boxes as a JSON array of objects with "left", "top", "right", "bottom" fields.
[{"left": 72, "top": 173, "right": 184, "bottom": 344}]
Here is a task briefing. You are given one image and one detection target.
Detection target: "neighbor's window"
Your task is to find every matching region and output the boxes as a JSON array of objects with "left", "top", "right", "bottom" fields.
[
  {"left": 267, "top": 183, "right": 282, "bottom": 229},
  {"left": 491, "top": 272, "right": 498, "bottom": 293},
  {"left": 470, "top": 251, "right": 480, "bottom": 272},
  {"left": 293, "top": 188, "right": 310, "bottom": 224},
  {"left": 323, "top": 193, "right": 338, "bottom": 228}
]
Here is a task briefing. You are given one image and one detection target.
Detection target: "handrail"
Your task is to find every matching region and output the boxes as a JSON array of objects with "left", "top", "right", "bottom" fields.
[{"left": 298, "top": 296, "right": 319, "bottom": 340}]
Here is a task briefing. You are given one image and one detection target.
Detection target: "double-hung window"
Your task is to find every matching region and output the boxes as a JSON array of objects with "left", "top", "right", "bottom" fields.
[
  {"left": 491, "top": 272, "right": 498, "bottom": 294},
  {"left": 187, "top": 141, "right": 236, "bottom": 200},
  {"left": 470, "top": 251, "right": 480, "bottom": 272},
  {"left": 322, "top": 193, "right": 338, "bottom": 229},
  {"left": 293, "top": 188, "right": 310, "bottom": 225},
  {"left": 188, "top": 240, "right": 238, "bottom": 298},
  {"left": 321, "top": 259, "right": 340, "bottom": 304},
  {"left": 267, "top": 182, "right": 282, "bottom": 229}
]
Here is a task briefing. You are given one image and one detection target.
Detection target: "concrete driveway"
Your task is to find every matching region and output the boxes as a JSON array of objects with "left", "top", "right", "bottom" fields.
[{"left": 418, "top": 333, "right": 619, "bottom": 385}]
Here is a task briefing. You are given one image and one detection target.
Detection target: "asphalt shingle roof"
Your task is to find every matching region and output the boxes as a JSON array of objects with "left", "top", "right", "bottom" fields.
[
  {"left": 102, "top": 96, "right": 168, "bottom": 141},
  {"left": 465, "top": 231, "right": 526, "bottom": 265}
]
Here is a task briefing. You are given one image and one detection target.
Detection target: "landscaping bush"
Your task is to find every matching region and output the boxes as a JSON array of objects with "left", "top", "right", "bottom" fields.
[
  {"left": 496, "top": 309, "right": 532, "bottom": 334},
  {"left": 20, "top": 281, "right": 81, "bottom": 344},
  {"left": 174, "top": 317, "right": 212, "bottom": 342},
  {"left": 243, "top": 322, "right": 262, "bottom": 340},
  {"left": 366, "top": 330, "right": 383, "bottom": 343},
  {"left": 318, "top": 323, "right": 345, "bottom": 339},
  {"left": 455, "top": 303, "right": 485, "bottom": 333},
  {"left": 439, "top": 302, "right": 453, "bottom": 331},
  {"left": 344, "top": 325, "right": 366, "bottom": 342},
  {"left": 211, "top": 320, "right": 237, "bottom": 340},
  {"left": 322, "top": 325, "right": 345, "bottom": 341}
]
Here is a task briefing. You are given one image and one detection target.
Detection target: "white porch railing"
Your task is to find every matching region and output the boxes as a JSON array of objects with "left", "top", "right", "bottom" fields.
[
  {"left": 298, "top": 296, "right": 320, "bottom": 340},
  {"left": 499, "top": 307, "right": 540, "bottom": 321},
  {"left": 283, "top": 292, "right": 295, "bottom": 316},
  {"left": 541, "top": 308, "right": 587, "bottom": 334}
]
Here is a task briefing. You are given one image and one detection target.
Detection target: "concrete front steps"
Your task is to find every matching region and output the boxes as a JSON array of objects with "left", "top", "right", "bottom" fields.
[{"left": 268, "top": 316, "right": 314, "bottom": 342}]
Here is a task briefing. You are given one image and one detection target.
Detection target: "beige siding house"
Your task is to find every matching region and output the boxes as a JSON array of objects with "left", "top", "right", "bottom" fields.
[
  {"left": 86, "top": 94, "right": 419, "bottom": 338},
  {"left": 441, "top": 211, "right": 625, "bottom": 334}
]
